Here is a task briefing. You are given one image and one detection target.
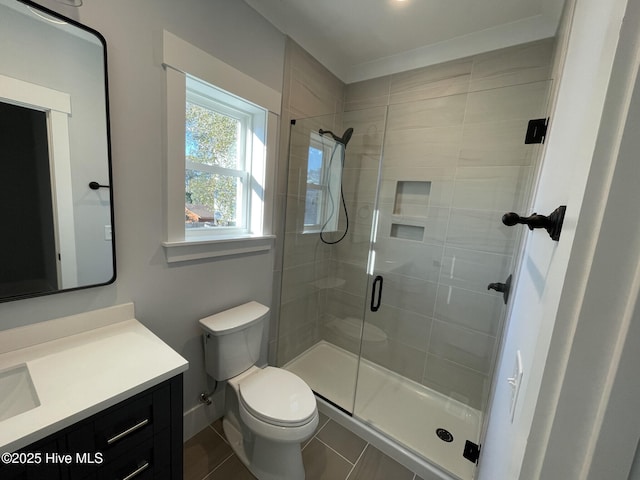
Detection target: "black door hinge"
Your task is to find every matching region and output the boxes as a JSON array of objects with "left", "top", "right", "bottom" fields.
[
  {"left": 524, "top": 118, "right": 548, "bottom": 144},
  {"left": 463, "top": 440, "right": 481, "bottom": 464}
]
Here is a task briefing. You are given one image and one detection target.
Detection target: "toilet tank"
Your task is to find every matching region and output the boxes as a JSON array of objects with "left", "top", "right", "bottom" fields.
[{"left": 199, "top": 301, "right": 268, "bottom": 380}]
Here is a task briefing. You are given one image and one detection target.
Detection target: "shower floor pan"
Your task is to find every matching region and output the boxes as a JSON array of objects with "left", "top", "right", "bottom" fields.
[{"left": 285, "top": 341, "right": 482, "bottom": 480}]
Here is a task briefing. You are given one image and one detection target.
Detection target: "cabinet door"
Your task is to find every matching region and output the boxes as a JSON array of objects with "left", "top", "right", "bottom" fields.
[
  {"left": 0, "top": 438, "right": 65, "bottom": 480},
  {"left": 0, "top": 463, "right": 27, "bottom": 480},
  {"left": 26, "top": 439, "right": 65, "bottom": 480}
]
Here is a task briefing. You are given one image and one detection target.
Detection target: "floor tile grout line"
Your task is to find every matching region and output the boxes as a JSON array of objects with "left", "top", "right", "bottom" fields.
[
  {"left": 302, "top": 416, "right": 331, "bottom": 452},
  {"left": 314, "top": 435, "right": 365, "bottom": 469},
  {"left": 345, "top": 442, "right": 369, "bottom": 480},
  {"left": 208, "top": 422, "right": 230, "bottom": 446},
  {"left": 201, "top": 452, "right": 236, "bottom": 480},
  {"left": 315, "top": 416, "right": 331, "bottom": 436}
]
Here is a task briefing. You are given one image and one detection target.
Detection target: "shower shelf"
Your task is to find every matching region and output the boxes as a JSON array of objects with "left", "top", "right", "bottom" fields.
[
  {"left": 389, "top": 214, "right": 429, "bottom": 222},
  {"left": 311, "top": 277, "right": 346, "bottom": 289},
  {"left": 393, "top": 180, "right": 431, "bottom": 217},
  {"left": 390, "top": 223, "right": 424, "bottom": 242},
  {"left": 388, "top": 215, "right": 428, "bottom": 242}
]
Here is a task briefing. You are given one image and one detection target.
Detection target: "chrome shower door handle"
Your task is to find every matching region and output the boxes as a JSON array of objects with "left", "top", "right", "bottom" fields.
[{"left": 370, "top": 275, "right": 383, "bottom": 312}]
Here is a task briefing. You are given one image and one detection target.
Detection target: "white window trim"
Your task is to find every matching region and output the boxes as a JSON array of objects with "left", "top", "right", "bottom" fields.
[{"left": 161, "top": 31, "right": 280, "bottom": 262}]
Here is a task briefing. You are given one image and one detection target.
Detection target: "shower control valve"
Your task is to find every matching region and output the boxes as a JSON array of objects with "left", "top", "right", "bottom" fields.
[
  {"left": 501, "top": 206, "right": 566, "bottom": 241},
  {"left": 487, "top": 274, "right": 512, "bottom": 305}
]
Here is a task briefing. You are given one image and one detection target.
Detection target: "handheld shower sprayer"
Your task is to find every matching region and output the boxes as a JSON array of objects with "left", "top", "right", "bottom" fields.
[
  {"left": 315, "top": 126, "right": 354, "bottom": 245},
  {"left": 319, "top": 127, "right": 354, "bottom": 147}
]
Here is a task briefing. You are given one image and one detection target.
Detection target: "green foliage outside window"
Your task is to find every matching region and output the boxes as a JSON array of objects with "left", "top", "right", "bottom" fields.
[{"left": 185, "top": 102, "right": 240, "bottom": 226}]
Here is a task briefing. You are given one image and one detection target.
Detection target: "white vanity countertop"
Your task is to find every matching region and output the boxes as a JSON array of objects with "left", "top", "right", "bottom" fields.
[{"left": 0, "top": 303, "right": 188, "bottom": 453}]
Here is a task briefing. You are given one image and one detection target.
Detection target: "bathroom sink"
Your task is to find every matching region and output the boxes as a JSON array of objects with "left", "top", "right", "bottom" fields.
[{"left": 0, "top": 364, "right": 40, "bottom": 421}]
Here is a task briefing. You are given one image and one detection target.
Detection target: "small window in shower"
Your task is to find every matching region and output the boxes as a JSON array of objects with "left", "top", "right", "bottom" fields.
[
  {"left": 303, "top": 132, "right": 342, "bottom": 233},
  {"left": 393, "top": 180, "right": 431, "bottom": 217}
]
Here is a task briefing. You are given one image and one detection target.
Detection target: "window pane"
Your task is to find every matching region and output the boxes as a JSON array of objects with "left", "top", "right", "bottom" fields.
[
  {"left": 304, "top": 188, "right": 322, "bottom": 226},
  {"left": 185, "top": 169, "right": 241, "bottom": 229},
  {"left": 307, "top": 146, "right": 323, "bottom": 185},
  {"left": 303, "top": 135, "right": 343, "bottom": 233},
  {"left": 186, "top": 102, "right": 241, "bottom": 169}
]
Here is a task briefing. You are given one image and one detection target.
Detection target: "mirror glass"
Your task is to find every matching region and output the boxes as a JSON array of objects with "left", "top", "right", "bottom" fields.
[{"left": 0, "top": 0, "right": 115, "bottom": 302}]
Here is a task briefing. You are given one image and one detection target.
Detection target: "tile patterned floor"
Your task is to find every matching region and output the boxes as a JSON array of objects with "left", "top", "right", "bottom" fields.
[{"left": 184, "top": 413, "right": 425, "bottom": 480}]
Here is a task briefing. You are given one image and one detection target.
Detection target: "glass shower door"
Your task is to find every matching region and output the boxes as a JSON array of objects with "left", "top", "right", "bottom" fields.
[
  {"left": 277, "top": 108, "right": 387, "bottom": 413},
  {"left": 353, "top": 78, "right": 553, "bottom": 479}
]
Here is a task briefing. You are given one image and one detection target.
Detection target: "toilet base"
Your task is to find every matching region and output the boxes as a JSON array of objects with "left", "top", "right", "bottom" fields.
[
  {"left": 222, "top": 417, "right": 251, "bottom": 467},
  {"left": 222, "top": 417, "right": 306, "bottom": 480}
]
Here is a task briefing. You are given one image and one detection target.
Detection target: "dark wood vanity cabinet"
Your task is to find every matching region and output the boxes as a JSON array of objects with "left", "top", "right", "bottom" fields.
[{"left": 1, "top": 375, "right": 183, "bottom": 480}]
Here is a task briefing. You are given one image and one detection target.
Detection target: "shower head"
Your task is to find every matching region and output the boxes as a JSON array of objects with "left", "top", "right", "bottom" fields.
[
  {"left": 319, "top": 127, "right": 354, "bottom": 147},
  {"left": 342, "top": 128, "right": 354, "bottom": 146}
]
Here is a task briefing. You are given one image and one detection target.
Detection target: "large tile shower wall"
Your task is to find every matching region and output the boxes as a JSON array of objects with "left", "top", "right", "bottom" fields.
[
  {"left": 328, "top": 39, "right": 555, "bottom": 410},
  {"left": 272, "top": 39, "right": 346, "bottom": 365}
]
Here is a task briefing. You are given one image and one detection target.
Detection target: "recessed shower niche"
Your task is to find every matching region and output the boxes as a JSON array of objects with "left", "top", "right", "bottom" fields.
[
  {"left": 393, "top": 180, "right": 431, "bottom": 216},
  {"left": 390, "top": 180, "right": 430, "bottom": 241},
  {"left": 390, "top": 223, "right": 425, "bottom": 241}
]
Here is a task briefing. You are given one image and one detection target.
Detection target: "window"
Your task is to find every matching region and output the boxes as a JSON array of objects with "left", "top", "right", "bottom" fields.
[
  {"left": 161, "top": 31, "right": 280, "bottom": 262},
  {"left": 304, "top": 132, "right": 343, "bottom": 234},
  {"left": 184, "top": 76, "right": 266, "bottom": 238}
]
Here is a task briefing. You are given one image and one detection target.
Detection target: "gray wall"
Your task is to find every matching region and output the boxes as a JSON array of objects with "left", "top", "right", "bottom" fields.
[{"left": 0, "top": 0, "right": 285, "bottom": 432}]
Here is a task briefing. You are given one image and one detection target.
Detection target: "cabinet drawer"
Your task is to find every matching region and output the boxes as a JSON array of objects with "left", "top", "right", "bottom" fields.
[
  {"left": 68, "top": 384, "right": 170, "bottom": 478},
  {"left": 96, "top": 428, "right": 169, "bottom": 480},
  {"left": 95, "top": 393, "right": 155, "bottom": 452}
]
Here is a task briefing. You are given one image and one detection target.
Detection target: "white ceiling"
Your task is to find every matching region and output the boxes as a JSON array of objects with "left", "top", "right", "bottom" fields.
[{"left": 244, "top": 0, "right": 565, "bottom": 84}]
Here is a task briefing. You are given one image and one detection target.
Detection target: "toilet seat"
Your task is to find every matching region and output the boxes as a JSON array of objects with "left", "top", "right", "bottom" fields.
[{"left": 239, "top": 367, "right": 317, "bottom": 427}]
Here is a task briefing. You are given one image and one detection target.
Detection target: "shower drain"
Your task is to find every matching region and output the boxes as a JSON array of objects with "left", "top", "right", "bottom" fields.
[{"left": 436, "top": 428, "right": 454, "bottom": 443}]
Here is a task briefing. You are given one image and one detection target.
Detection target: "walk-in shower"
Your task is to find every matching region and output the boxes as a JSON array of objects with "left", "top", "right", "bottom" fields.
[{"left": 277, "top": 39, "right": 554, "bottom": 480}]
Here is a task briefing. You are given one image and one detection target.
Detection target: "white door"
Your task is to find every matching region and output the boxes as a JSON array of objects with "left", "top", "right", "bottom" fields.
[{"left": 478, "top": 0, "right": 631, "bottom": 478}]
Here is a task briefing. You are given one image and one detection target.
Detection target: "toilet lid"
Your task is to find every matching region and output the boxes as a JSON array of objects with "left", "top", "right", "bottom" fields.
[{"left": 239, "top": 367, "right": 316, "bottom": 427}]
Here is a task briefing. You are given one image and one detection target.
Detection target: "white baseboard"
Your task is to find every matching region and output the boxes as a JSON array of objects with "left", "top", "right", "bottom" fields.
[{"left": 183, "top": 401, "right": 221, "bottom": 442}]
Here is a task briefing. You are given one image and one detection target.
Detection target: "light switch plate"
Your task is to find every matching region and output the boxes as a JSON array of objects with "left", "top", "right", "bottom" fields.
[{"left": 509, "top": 350, "right": 524, "bottom": 422}]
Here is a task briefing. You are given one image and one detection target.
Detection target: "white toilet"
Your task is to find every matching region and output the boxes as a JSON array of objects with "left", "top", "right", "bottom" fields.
[{"left": 199, "top": 301, "right": 318, "bottom": 480}]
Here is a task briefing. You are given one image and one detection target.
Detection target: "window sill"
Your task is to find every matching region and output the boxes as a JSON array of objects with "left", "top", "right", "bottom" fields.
[{"left": 162, "top": 235, "right": 275, "bottom": 263}]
